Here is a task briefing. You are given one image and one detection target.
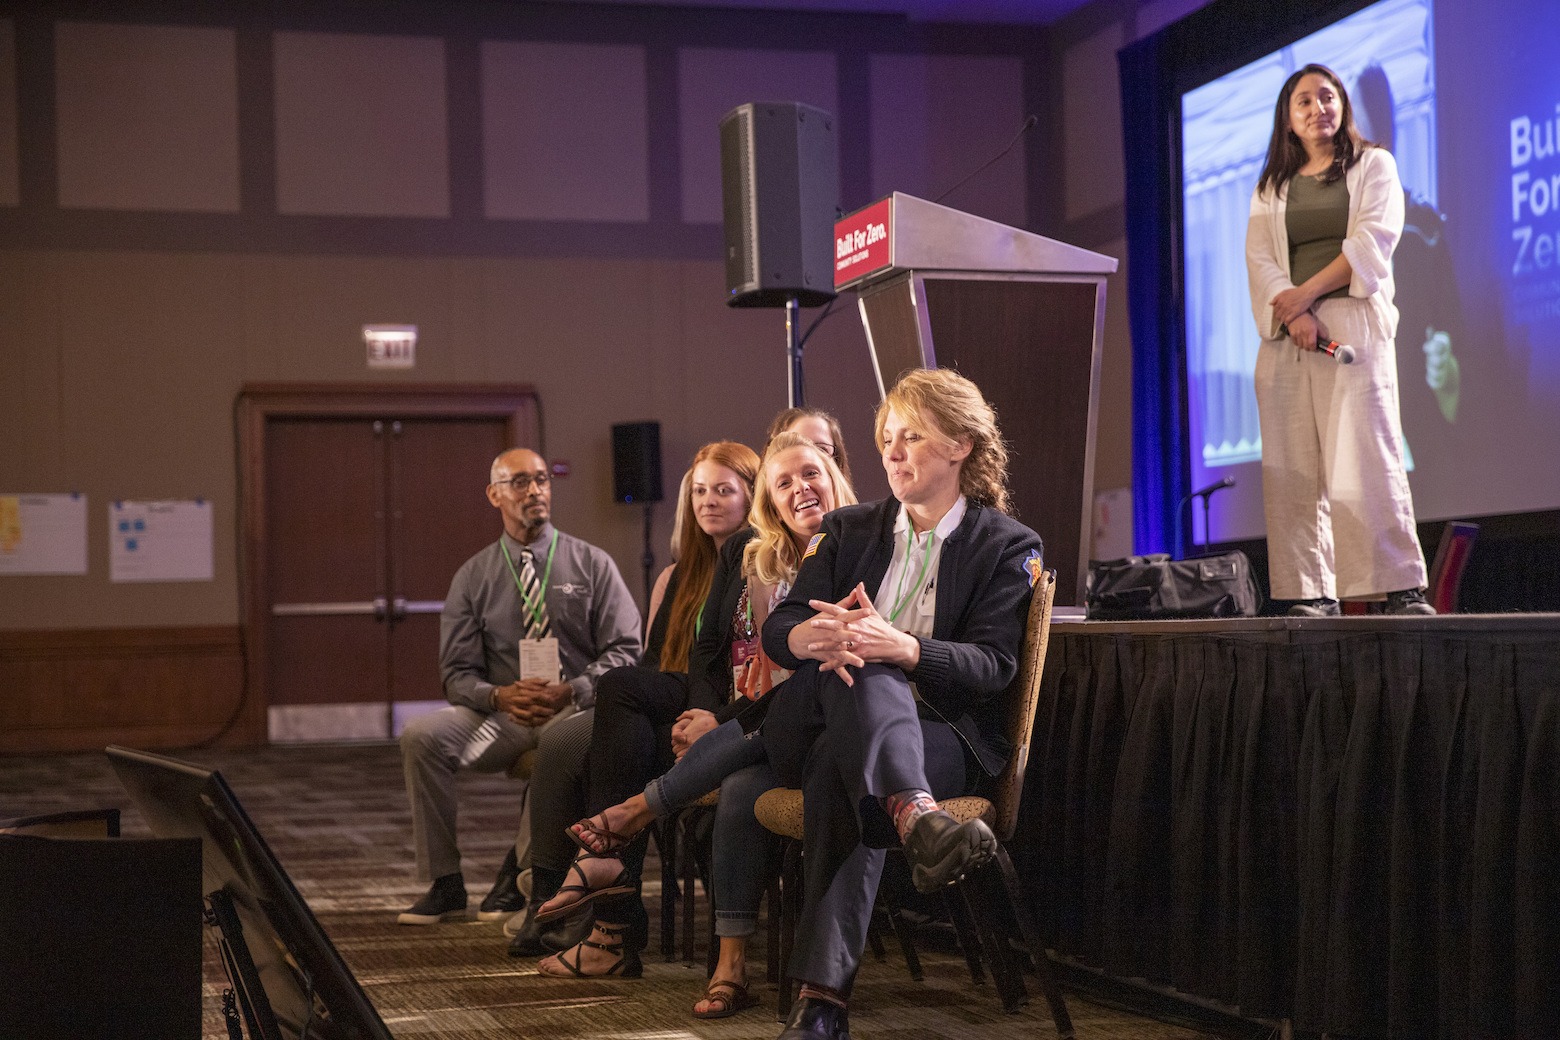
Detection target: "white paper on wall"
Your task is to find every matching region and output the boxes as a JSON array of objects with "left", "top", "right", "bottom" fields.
[
  {"left": 109, "top": 499, "right": 214, "bottom": 583},
  {"left": 0, "top": 493, "right": 89, "bottom": 575}
]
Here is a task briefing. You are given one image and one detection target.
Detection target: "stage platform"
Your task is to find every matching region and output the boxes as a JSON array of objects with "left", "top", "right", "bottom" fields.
[{"left": 1015, "top": 612, "right": 1560, "bottom": 1040}]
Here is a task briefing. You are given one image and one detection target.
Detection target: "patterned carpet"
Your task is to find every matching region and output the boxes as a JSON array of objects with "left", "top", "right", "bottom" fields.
[{"left": 0, "top": 742, "right": 1264, "bottom": 1040}]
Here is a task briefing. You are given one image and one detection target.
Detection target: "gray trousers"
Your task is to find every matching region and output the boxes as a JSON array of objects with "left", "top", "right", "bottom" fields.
[
  {"left": 399, "top": 702, "right": 577, "bottom": 882},
  {"left": 765, "top": 664, "right": 969, "bottom": 994}
]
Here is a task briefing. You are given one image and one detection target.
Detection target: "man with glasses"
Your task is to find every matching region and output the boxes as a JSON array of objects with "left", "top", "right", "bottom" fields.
[{"left": 398, "top": 447, "right": 641, "bottom": 926}]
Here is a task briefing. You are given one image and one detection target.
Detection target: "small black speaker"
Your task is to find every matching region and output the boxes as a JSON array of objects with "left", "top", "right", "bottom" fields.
[
  {"left": 612, "top": 421, "right": 663, "bottom": 504},
  {"left": 720, "top": 101, "right": 839, "bottom": 308}
]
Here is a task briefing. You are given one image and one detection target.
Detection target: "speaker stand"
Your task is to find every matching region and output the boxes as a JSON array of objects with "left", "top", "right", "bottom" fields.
[
  {"left": 785, "top": 296, "right": 805, "bottom": 406},
  {"left": 640, "top": 503, "right": 655, "bottom": 607}
]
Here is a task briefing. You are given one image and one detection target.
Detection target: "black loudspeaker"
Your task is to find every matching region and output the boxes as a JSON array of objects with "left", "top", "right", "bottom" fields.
[
  {"left": 612, "top": 421, "right": 663, "bottom": 504},
  {"left": 720, "top": 101, "right": 839, "bottom": 308}
]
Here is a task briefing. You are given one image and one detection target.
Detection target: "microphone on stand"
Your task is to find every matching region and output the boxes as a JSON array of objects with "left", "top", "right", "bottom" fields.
[
  {"left": 1187, "top": 476, "right": 1235, "bottom": 501},
  {"left": 1319, "top": 340, "right": 1356, "bottom": 364},
  {"left": 932, "top": 114, "right": 1038, "bottom": 205},
  {"left": 1178, "top": 476, "right": 1236, "bottom": 555}
]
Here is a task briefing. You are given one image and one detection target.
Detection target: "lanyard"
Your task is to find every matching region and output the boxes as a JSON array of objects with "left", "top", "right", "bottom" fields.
[
  {"left": 500, "top": 529, "right": 558, "bottom": 634},
  {"left": 887, "top": 526, "right": 936, "bottom": 625}
]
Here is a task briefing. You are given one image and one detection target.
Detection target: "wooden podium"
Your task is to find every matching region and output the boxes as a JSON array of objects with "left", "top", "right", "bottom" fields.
[{"left": 834, "top": 193, "right": 1117, "bottom": 606}]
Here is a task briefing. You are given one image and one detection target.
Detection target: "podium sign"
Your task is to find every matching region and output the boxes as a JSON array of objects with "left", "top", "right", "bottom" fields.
[{"left": 834, "top": 198, "right": 893, "bottom": 288}]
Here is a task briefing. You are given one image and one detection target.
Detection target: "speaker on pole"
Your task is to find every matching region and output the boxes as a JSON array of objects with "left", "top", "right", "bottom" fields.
[
  {"left": 611, "top": 421, "right": 663, "bottom": 505},
  {"left": 720, "top": 101, "right": 839, "bottom": 309}
]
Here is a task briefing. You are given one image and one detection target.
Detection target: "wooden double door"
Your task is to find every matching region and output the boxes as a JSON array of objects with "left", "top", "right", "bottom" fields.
[{"left": 239, "top": 386, "right": 539, "bottom": 742}]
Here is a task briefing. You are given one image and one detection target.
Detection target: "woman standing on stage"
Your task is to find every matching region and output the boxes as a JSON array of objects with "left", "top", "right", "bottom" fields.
[{"left": 1246, "top": 62, "right": 1432, "bottom": 616}]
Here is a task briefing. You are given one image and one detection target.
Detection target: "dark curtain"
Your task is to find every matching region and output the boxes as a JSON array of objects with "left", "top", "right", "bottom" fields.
[
  {"left": 1120, "top": 29, "right": 1183, "bottom": 557},
  {"left": 1013, "top": 624, "right": 1560, "bottom": 1039}
]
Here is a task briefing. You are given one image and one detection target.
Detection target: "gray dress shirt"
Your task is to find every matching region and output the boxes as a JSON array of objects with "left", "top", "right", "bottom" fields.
[{"left": 438, "top": 521, "right": 642, "bottom": 712}]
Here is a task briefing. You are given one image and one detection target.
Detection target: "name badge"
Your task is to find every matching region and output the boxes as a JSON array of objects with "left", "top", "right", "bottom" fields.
[{"left": 519, "top": 637, "right": 561, "bottom": 681}]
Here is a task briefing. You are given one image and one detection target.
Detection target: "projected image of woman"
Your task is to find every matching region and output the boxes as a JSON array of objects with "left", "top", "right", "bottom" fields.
[{"left": 1246, "top": 63, "right": 1434, "bottom": 615}]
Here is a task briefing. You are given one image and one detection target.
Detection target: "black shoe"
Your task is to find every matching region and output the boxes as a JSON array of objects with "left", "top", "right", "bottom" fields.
[
  {"left": 902, "top": 811, "right": 996, "bottom": 895},
  {"left": 478, "top": 847, "right": 526, "bottom": 921},
  {"left": 777, "top": 997, "right": 851, "bottom": 1040},
  {"left": 1286, "top": 597, "right": 1341, "bottom": 617},
  {"left": 1383, "top": 587, "right": 1436, "bottom": 615},
  {"left": 397, "top": 874, "right": 467, "bottom": 925},
  {"left": 506, "top": 906, "right": 593, "bottom": 957}
]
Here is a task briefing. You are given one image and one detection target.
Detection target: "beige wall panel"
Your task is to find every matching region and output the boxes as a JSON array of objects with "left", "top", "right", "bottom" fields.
[
  {"left": 677, "top": 47, "right": 839, "bottom": 224},
  {"left": 1095, "top": 237, "right": 1133, "bottom": 496},
  {"left": 1062, "top": 21, "right": 1125, "bottom": 221},
  {"left": 482, "top": 41, "right": 650, "bottom": 222},
  {"left": 0, "top": 254, "right": 65, "bottom": 489},
  {"left": 0, "top": 20, "right": 17, "bottom": 207},
  {"left": 54, "top": 23, "right": 240, "bottom": 213},
  {"left": 259, "top": 257, "right": 477, "bottom": 381},
  {"left": 868, "top": 53, "right": 1029, "bottom": 229},
  {"left": 475, "top": 255, "right": 667, "bottom": 588},
  {"left": 0, "top": 252, "right": 247, "bottom": 630},
  {"left": 274, "top": 31, "right": 449, "bottom": 218}
]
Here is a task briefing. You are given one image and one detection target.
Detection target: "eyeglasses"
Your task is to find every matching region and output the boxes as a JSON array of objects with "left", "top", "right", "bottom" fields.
[{"left": 492, "top": 472, "right": 551, "bottom": 492}]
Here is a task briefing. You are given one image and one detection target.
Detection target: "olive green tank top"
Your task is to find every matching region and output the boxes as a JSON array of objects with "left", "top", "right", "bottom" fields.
[{"left": 1286, "top": 174, "right": 1350, "bottom": 302}]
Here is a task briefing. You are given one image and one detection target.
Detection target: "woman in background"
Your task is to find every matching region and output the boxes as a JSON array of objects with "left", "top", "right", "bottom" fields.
[
  {"left": 509, "top": 441, "right": 758, "bottom": 958},
  {"left": 767, "top": 406, "right": 852, "bottom": 483},
  {"left": 1246, "top": 62, "right": 1431, "bottom": 616}
]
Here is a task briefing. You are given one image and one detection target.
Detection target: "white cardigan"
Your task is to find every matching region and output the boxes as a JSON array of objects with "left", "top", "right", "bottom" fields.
[{"left": 1245, "top": 145, "right": 1404, "bottom": 343}]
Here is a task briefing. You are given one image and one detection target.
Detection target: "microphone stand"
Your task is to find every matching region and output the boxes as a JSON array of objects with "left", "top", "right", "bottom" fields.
[
  {"left": 1177, "top": 478, "right": 1235, "bottom": 556},
  {"left": 641, "top": 503, "right": 655, "bottom": 608}
]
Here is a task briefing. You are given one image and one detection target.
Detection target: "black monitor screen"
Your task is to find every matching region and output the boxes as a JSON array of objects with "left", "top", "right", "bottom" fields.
[{"left": 107, "top": 746, "right": 394, "bottom": 1040}]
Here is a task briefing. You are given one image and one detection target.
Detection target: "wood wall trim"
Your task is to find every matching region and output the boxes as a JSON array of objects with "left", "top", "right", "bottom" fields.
[{"left": 0, "top": 625, "right": 253, "bottom": 754}]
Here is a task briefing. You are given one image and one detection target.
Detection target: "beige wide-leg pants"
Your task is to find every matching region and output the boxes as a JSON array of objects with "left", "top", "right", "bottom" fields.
[{"left": 1254, "top": 295, "right": 1427, "bottom": 601}]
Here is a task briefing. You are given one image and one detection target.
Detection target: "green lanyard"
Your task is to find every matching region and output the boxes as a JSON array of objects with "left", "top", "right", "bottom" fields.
[
  {"left": 887, "top": 526, "right": 936, "bottom": 625},
  {"left": 500, "top": 529, "right": 558, "bottom": 635}
]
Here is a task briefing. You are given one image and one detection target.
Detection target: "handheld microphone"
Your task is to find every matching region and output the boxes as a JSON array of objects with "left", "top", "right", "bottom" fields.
[{"left": 1319, "top": 340, "right": 1356, "bottom": 364}]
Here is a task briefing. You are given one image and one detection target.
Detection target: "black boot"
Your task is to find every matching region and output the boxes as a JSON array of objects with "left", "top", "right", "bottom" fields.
[
  {"left": 478, "top": 846, "right": 526, "bottom": 921},
  {"left": 507, "top": 907, "right": 593, "bottom": 957},
  {"left": 777, "top": 997, "right": 851, "bottom": 1040}
]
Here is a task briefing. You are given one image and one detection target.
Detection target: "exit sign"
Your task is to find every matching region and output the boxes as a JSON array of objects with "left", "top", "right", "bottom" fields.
[{"left": 364, "top": 324, "right": 417, "bottom": 369}]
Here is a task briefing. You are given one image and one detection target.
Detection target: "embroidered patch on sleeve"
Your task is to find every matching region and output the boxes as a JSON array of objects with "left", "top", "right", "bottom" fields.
[
  {"left": 1023, "top": 549, "right": 1044, "bottom": 588},
  {"left": 803, "top": 533, "right": 825, "bottom": 560}
]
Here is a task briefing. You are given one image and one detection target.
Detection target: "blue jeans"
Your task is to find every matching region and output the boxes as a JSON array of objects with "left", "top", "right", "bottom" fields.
[{"left": 644, "top": 719, "right": 778, "bottom": 937}]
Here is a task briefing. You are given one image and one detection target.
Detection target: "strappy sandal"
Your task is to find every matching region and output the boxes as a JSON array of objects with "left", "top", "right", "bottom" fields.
[
  {"left": 568, "top": 807, "right": 644, "bottom": 856},
  {"left": 536, "top": 922, "right": 643, "bottom": 979},
  {"left": 692, "top": 977, "right": 759, "bottom": 1019},
  {"left": 533, "top": 851, "right": 635, "bottom": 924}
]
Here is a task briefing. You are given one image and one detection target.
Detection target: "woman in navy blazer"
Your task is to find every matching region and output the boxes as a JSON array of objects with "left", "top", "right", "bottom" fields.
[{"left": 760, "top": 368, "right": 1044, "bottom": 1040}]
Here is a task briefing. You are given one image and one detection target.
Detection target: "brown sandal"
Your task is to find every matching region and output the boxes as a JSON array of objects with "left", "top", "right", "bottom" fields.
[
  {"left": 692, "top": 977, "right": 759, "bottom": 1019},
  {"left": 568, "top": 807, "right": 643, "bottom": 856},
  {"left": 536, "top": 922, "right": 643, "bottom": 979},
  {"left": 533, "top": 852, "right": 635, "bottom": 924}
]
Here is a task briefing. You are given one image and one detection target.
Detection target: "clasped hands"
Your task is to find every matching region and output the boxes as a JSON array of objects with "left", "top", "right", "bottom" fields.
[
  {"left": 1271, "top": 286, "right": 1324, "bottom": 351},
  {"left": 797, "top": 582, "right": 918, "bottom": 686},
  {"left": 492, "top": 678, "right": 572, "bottom": 727}
]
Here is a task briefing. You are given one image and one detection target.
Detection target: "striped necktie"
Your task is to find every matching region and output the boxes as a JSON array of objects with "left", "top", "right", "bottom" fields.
[{"left": 518, "top": 548, "right": 552, "bottom": 639}]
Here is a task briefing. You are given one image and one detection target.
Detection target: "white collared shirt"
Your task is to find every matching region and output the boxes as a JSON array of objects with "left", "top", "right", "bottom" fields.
[{"left": 874, "top": 496, "right": 967, "bottom": 640}]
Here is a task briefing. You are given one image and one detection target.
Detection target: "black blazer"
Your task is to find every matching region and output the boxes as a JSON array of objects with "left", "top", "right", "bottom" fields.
[
  {"left": 762, "top": 498, "right": 1043, "bottom": 778},
  {"left": 686, "top": 527, "right": 756, "bottom": 719}
]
